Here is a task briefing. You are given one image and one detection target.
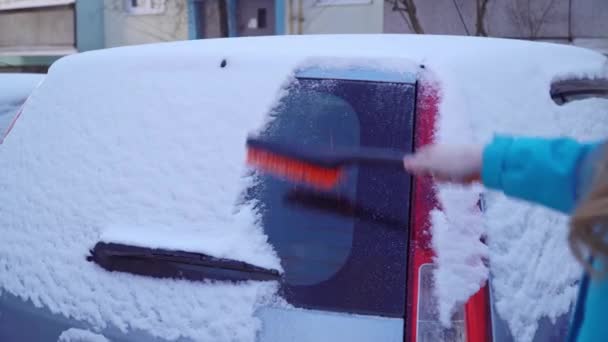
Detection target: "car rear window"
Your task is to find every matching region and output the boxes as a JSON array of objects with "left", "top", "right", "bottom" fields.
[
  {"left": 253, "top": 85, "right": 360, "bottom": 286},
  {"left": 246, "top": 75, "right": 416, "bottom": 317}
]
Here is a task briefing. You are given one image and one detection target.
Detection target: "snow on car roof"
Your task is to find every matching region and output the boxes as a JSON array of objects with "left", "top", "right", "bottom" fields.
[
  {"left": 0, "top": 35, "right": 606, "bottom": 341},
  {"left": 0, "top": 73, "right": 43, "bottom": 104}
]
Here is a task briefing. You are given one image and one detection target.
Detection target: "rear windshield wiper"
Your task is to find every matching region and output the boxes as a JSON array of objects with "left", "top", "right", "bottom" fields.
[
  {"left": 551, "top": 78, "right": 608, "bottom": 105},
  {"left": 88, "top": 242, "right": 281, "bottom": 282}
]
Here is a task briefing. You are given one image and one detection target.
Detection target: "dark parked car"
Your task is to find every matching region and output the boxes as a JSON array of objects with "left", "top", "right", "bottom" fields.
[{"left": 1, "top": 36, "right": 606, "bottom": 342}]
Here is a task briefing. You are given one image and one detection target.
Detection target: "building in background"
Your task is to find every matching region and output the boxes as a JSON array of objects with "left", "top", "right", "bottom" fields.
[
  {"left": 383, "top": 0, "right": 608, "bottom": 54},
  {"left": 104, "top": 0, "right": 189, "bottom": 47},
  {"left": 188, "top": 0, "right": 284, "bottom": 38},
  {"left": 0, "top": 0, "right": 103, "bottom": 72},
  {"left": 284, "top": 0, "right": 382, "bottom": 34},
  {"left": 104, "top": 0, "right": 285, "bottom": 43},
  {"left": 0, "top": 0, "right": 287, "bottom": 72},
  {"left": 189, "top": 0, "right": 381, "bottom": 37}
]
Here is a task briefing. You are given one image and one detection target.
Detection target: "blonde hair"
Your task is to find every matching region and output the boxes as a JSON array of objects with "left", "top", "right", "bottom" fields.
[{"left": 570, "top": 151, "right": 608, "bottom": 276}]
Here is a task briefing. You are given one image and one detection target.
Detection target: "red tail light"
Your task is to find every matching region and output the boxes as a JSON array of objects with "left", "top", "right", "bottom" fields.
[
  {"left": 408, "top": 77, "right": 491, "bottom": 342},
  {"left": 417, "top": 263, "right": 467, "bottom": 341}
]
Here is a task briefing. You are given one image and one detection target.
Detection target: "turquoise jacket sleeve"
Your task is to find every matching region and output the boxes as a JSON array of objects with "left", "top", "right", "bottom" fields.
[{"left": 481, "top": 136, "right": 603, "bottom": 214}]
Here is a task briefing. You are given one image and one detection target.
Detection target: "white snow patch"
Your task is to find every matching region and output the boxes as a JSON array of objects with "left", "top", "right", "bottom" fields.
[
  {"left": 431, "top": 184, "right": 488, "bottom": 325},
  {"left": 0, "top": 73, "right": 43, "bottom": 133},
  {"left": 58, "top": 328, "right": 110, "bottom": 342},
  {"left": 479, "top": 99, "right": 608, "bottom": 341},
  {"left": 484, "top": 195, "right": 581, "bottom": 340},
  {"left": 0, "top": 73, "right": 43, "bottom": 103},
  {"left": 429, "top": 39, "right": 608, "bottom": 341}
]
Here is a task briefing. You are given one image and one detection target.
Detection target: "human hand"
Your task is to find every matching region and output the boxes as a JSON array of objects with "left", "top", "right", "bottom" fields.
[{"left": 403, "top": 144, "right": 483, "bottom": 184}]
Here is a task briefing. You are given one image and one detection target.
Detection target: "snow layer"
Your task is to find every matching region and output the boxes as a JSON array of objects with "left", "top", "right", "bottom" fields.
[
  {"left": 428, "top": 40, "right": 608, "bottom": 341},
  {"left": 431, "top": 183, "right": 488, "bottom": 325},
  {"left": 0, "top": 73, "right": 43, "bottom": 103},
  {"left": 0, "top": 73, "right": 43, "bottom": 134},
  {"left": 1, "top": 35, "right": 606, "bottom": 341},
  {"left": 58, "top": 328, "right": 110, "bottom": 342},
  {"left": 0, "top": 42, "right": 292, "bottom": 341},
  {"left": 480, "top": 99, "right": 608, "bottom": 341},
  {"left": 0, "top": 37, "right": 418, "bottom": 341}
]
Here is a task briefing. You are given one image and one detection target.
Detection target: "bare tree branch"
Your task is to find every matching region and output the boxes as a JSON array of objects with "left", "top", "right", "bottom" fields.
[
  {"left": 386, "top": 0, "right": 414, "bottom": 32},
  {"left": 507, "top": 0, "right": 557, "bottom": 39},
  {"left": 403, "top": 0, "right": 424, "bottom": 34},
  {"left": 526, "top": 0, "right": 532, "bottom": 35},
  {"left": 451, "top": 0, "right": 470, "bottom": 35},
  {"left": 532, "top": 0, "right": 558, "bottom": 37},
  {"left": 475, "top": 0, "right": 490, "bottom": 36},
  {"left": 567, "top": 0, "right": 572, "bottom": 41},
  {"left": 387, "top": 0, "right": 424, "bottom": 34}
]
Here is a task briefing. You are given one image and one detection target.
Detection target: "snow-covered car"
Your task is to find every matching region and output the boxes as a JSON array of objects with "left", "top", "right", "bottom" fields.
[
  {"left": 0, "top": 73, "right": 44, "bottom": 142},
  {"left": 1, "top": 35, "right": 607, "bottom": 342}
]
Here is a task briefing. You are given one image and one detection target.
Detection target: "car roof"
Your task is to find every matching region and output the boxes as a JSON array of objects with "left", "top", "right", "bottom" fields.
[
  {"left": 0, "top": 73, "right": 44, "bottom": 104},
  {"left": 49, "top": 33, "right": 603, "bottom": 65}
]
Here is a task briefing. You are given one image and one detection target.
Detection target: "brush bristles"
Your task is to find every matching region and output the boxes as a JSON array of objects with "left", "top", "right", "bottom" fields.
[{"left": 247, "top": 147, "right": 342, "bottom": 190}]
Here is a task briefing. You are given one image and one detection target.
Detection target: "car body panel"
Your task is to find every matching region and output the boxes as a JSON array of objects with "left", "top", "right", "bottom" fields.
[{"left": 257, "top": 306, "right": 403, "bottom": 341}]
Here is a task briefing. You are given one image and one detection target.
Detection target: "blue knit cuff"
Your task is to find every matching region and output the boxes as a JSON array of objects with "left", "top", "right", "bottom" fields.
[{"left": 482, "top": 136, "right": 512, "bottom": 191}]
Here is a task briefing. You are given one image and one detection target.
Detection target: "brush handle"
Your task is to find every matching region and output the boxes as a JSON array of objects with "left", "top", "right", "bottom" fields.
[
  {"left": 337, "top": 147, "right": 407, "bottom": 168},
  {"left": 247, "top": 137, "right": 408, "bottom": 169}
]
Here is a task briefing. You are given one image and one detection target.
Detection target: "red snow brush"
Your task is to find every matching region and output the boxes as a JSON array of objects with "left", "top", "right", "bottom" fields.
[{"left": 246, "top": 136, "right": 408, "bottom": 190}]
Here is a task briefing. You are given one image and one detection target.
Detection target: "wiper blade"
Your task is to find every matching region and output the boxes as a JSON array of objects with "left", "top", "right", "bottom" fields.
[
  {"left": 551, "top": 78, "right": 608, "bottom": 105},
  {"left": 88, "top": 242, "right": 281, "bottom": 282}
]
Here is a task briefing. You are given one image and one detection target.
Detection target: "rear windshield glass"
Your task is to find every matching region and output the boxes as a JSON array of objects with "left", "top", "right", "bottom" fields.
[
  {"left": 252, "top": 86, "right": 360, "bottom": 286},
  {"left": 246, "top": 76, "right": 416, "bottom": 317}
]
